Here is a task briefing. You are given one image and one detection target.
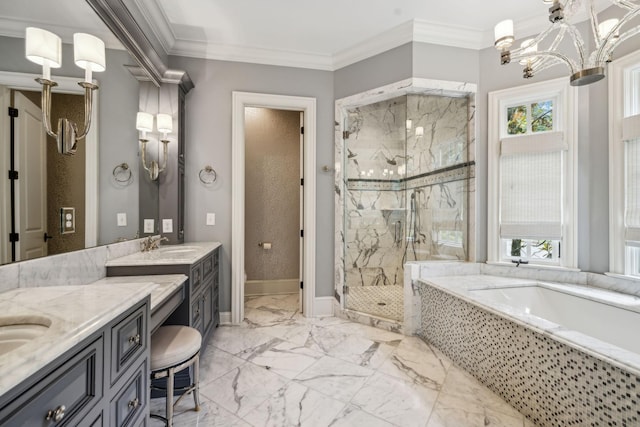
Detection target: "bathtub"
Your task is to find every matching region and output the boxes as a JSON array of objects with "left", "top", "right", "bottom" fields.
[
  {"left": 469, "top": 283, "right": 640, "bottom": 354},
  {"left": 416, "top": 275, "right": 640, "bottom": 426}
]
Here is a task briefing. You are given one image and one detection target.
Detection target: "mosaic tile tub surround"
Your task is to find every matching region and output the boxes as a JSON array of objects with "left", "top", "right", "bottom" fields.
[{"left": 415, "top": 275, "right": 640, "bottom": 426}]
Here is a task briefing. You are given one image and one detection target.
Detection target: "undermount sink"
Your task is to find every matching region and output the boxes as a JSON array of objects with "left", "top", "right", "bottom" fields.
[
  {"left": 0, "top": 316, "right": 51, "bottom": 356},
  {"left": 155, "top": 246, "right": 200, "bottom": 255}
]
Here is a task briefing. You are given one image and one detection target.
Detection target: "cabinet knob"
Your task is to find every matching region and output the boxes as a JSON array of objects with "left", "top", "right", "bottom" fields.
[
  {"left": 45, "top": 405, "right": 66, "bottom": 422},
  {"left": 128, "top": 334, "right": 141, "bottom": 345},
  {"left": 128, "top": 398, "right": 140, "bottom": 409}
]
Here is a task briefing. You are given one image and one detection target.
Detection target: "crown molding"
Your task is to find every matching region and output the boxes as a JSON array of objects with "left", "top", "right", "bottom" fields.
[
  {"left": 0, "top": 16, "right": 124, "bottom": 50},
  {"left": 134, "top": 0, "right": 616, "bottom": 71},
  {"left": 170, "top": 39, "right": 335, "bottom": 70},
  {"left": 332, "top": 20, "right": 415, "bottom": 70},
  {"left": 134, "top": 0, "right": 175, "bottom": 56}
]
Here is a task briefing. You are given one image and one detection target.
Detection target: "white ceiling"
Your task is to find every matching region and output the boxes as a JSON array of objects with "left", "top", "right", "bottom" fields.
[{"left": 0, "top": 0, "right": 610, "bottom": 70}]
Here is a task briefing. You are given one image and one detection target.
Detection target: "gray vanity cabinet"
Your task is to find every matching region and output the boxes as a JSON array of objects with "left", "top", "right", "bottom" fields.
[
  {"left": 0, "top": 299, "right": 150, "bottom": 427},
  {"left": 107, "top": 247, "right": 220, "bottom": 347}
]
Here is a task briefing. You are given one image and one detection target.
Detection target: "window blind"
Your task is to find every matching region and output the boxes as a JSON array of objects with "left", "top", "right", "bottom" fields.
[
  {"left": 626, "top": 137, "right": 640, "bottom": 241},
  {"left": 500, "top": 150, "right": 563, "bottom": 239}
]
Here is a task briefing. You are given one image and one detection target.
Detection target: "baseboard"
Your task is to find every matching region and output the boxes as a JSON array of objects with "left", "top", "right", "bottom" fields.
[
  {"left": 219, "top": 311, "right": 232, "bottom": 325},
  {"left": 313, "top": 296, "right": 334, "bottom": 317},
  {"left": 245, "top": 279, "right": 299, "bottom": 296}
]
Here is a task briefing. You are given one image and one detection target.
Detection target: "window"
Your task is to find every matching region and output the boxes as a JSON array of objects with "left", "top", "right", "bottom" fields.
[
  {"left": 609, "top": 50, "right": 640, "bottom": 277},
  {"left": 488, "top": 78, "right": 578, "bottom": 268}
]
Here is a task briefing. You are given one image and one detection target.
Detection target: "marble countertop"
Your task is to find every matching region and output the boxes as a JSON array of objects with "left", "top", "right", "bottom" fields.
[
  {"left": 416, "top": 274, "right": 640, "bottom": 377},
  {"left": 0, "top": 274, "right": 188, "bottom": 398},
  {"left": 0, "top": 283, "right": 156, "bottom": 397},
  {"left": 105, "top": 242, "right": 221, "bottom": 267},
  {"left": 89, "top": 274, "right": 188, "bottom": 312}
]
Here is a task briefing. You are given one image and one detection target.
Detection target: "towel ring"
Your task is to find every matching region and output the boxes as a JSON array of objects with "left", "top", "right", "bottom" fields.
[
  {"left": 199, "top": 165, "right": 217, "bottom": 184},
  {"left": 113, "top": 163, "right": 133, "bottom": 185}
]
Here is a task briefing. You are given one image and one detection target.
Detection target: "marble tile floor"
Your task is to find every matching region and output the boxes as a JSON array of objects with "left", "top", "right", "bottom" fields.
[{"left": 149, "top": 293, "right": 534, "bottom": 427}]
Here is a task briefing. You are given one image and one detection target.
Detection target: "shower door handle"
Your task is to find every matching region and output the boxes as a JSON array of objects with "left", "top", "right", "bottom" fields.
[{"left": 394, "top": 221, "right": 402, "bottom": 244}]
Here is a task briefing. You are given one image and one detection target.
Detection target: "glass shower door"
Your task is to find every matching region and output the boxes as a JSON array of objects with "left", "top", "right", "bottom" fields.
[{"left": 343, "top": 96, "right": 407, "bottom": 321}]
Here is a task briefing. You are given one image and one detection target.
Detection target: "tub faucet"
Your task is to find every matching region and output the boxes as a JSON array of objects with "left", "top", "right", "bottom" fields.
[
  {"left": 512, "top": 258, "right": 529, "bottom": 267},
  {"left": 141, "top": 236, "right": 169, "bottom": 252}
]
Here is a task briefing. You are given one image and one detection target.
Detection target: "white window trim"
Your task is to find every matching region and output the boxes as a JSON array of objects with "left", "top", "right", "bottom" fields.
[
  {"left": 488, "top": 77, "right": 578, "bottom": 268},
  {"left": 608, "top": 49, "right": 640, "bottom": 276}
]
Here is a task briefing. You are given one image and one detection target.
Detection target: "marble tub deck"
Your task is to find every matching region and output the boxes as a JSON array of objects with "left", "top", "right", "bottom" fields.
[{"left": 149, "top": 294, "right": 533, "bottom": 427}]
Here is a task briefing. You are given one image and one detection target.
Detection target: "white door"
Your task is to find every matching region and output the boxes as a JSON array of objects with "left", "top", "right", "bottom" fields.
[
  {"left": 15, "top": 92, "right": 47, "bottom": 261},
  {"left": 299, "top": 111, "right": 304, "bottom": 314}
]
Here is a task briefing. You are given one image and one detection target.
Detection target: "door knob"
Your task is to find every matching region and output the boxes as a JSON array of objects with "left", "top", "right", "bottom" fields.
[{"left": 44, "top": 232, "right": 53, "bottom": 242}]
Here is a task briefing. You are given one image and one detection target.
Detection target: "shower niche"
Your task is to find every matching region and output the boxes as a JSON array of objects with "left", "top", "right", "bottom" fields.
[{"left": 335, "top": 78, "right": 477, "bottom": 326}]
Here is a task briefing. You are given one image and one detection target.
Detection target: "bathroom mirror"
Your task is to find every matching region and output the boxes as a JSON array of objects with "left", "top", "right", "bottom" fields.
[{"left": 0, "top": 0, "right": 159, "bottom": 265}]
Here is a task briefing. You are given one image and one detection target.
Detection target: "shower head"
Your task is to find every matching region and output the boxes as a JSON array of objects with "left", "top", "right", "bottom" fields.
[{"left": 347, "top": 149, "right": 357, "bottom": 159}]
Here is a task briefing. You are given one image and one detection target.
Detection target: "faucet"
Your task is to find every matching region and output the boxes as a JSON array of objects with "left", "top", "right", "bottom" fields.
[
  {"left": 141, "top": 236, "right": 169, "bottom": 252},
  {"left": 511, "top": 258, "right": 529, "bottom": 267}
]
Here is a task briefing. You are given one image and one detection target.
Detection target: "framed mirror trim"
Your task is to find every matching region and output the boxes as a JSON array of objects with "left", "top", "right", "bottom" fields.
[{"left": 86, "top": 0, "right": 194, "bottom": 92}]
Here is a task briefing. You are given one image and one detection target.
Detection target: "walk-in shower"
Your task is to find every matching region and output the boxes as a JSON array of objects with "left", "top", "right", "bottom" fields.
[{"left": 335, "top": 78, "right": 477, "bottom": 326}]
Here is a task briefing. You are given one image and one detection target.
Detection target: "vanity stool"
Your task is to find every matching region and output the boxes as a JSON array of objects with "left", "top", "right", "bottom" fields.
[{"left": 150, "top": 325, "right": 202, "bottom": 426}]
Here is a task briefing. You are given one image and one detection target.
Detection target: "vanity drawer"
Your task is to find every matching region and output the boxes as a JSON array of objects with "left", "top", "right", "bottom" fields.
[
  {"left": 190, "top": 262, "right": 203, "bottom": 295},
  {"left": 0, "top": 337, "right": 103, "bottom": 427},
  {"left": 111, "top": 305, "right": 147, "bottom": 385},
  {"left": 202, "top": 253, "right": 214, "bottom": 280},
  {"left": 111, "top": 360, "right": 147, "bottom": 427}
]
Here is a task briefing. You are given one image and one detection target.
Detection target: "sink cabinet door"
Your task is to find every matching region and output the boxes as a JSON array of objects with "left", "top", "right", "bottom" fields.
[{"left": 0, "top": 337, "right": 104, "bottom": 427}]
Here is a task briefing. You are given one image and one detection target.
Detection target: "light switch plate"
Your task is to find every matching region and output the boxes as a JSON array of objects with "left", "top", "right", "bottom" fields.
[
  {"left": 162, "top": 218, "right": 173, "bottom": 233},
  {"left": 206, "top": 213, "right": 216, "bottom": 226},
  {"left": 60, "top": 207, "right": 75, "bottom": 234},
  {"left": 143, "top": 219, "right": 155, "bottom": 233},
  {"left": 117, "top": 213, "right": 127, "bottom": 227}
]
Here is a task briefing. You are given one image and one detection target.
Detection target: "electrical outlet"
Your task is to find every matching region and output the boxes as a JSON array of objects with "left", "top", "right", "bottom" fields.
[
  {"left": 117, "top": 213, "right": 127, "bottom": 227},
  {"left": 206, "top": 213, "right": 216, "bottom": 226},
  {"left": 60, "top": 207, "right": 75, "bottom": 234},
  {"left": 162, "top": 218, "right": 173, "bottom": 233},
  {"left": 144, "top": 219, "right": 154, "bottom": 233}
]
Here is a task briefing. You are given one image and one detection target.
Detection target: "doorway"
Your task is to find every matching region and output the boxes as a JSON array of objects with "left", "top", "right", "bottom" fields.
[
  {"left": 231, "top": 92, "right": 317, "bottom": 324},
  {"left": 243, "top": 107, "right": 302, "bottom": 318}
]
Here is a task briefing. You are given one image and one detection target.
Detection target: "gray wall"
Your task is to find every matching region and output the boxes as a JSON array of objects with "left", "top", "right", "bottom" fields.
[
  {"left": 0, "top": 35, "right": 140, "bottom": 247},
  {"left": 97, "top": 48, "right": 141, "bottom": 244},
  {"left": 168, "top": 56, "right": 334, "bottom": 311},
  {"left": 413, "top": 42, "right": 480, "bottom": 83},
  {"left": 334, "top": 43, "right": 412, "bottom": 99}
]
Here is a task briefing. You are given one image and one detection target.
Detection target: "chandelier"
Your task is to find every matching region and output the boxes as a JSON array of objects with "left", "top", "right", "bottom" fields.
[{"left": 494, "top": 0, "right": 640, "bottom": 86}]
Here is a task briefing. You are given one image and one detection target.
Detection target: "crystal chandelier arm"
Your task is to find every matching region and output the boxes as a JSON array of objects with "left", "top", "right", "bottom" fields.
[
  {"left": 588, "top": 0, "right": 602, "bottom": 47},
  {"left": 595, "top": 7, "right": 640, "bottom": 64},
  {"left": 531, "top": 25, "right": 575, "bottom": 73},
  {"left": 513, "top": 49, "right": 579, "bottom": 74},
  {"left": 563, "top": 23, "right": 587, "bottom": 68},
  {"left": 613, "top": 0, "right": 639, "bottom": 11}
]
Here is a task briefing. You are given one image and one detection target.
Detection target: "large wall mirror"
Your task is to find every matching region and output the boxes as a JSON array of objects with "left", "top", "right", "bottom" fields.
[{"left": 0, "top": 0, "right": 160, "bottom": 265}]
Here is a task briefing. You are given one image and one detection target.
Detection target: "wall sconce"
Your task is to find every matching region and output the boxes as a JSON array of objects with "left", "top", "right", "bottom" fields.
[
  {"left": 25, "top": 27, "right": 105, "bottom": 155},
  {"left": 136, "top": 112, "right": 172, "bottom": 181}
]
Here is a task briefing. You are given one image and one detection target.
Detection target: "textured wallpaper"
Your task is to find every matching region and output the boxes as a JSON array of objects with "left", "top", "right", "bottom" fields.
[
  {"left": 18, "top": 90, "right": 86, "bottom": 255},
  {"left": 244, "top": 107, "right": 301, "bottom": 281}
]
